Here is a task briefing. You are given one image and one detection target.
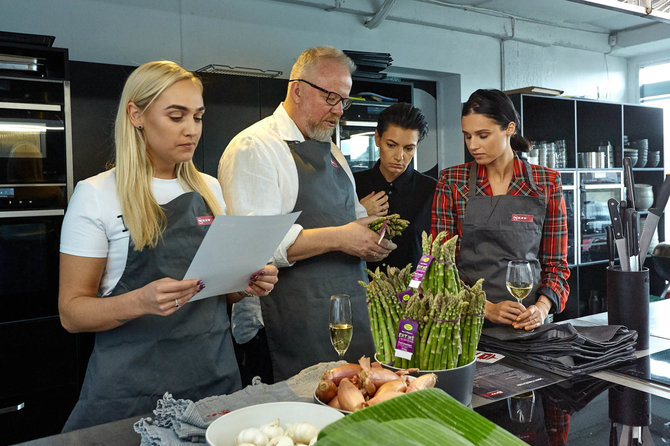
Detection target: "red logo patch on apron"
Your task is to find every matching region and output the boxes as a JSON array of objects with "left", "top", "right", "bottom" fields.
[
  {"left": 196, "top": 216, "right": 214, "bottom": 226},
  {"left": 511, "top": 214, "right": 533, "bottom": 223},
  {"left": 330, "top": 157, "right": 339, "bottom": 168}
]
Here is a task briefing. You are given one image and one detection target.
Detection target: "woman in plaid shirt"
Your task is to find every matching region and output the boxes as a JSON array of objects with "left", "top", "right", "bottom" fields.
[{"left": 432, "top": 89, "right": 569, "bottom": 330}]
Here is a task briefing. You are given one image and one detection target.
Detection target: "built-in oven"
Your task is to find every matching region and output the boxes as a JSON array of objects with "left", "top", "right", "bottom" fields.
[{"left": 0, "top": 78, "right": 69, "bottom": 187}]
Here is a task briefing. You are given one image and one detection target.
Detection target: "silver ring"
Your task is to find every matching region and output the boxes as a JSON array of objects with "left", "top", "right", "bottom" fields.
[{"left": 175, "top": 299, "right": 180, "bottom": 308}]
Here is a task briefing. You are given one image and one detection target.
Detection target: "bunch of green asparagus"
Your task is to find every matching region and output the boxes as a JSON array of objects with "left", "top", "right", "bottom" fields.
[
  {"left": 359, "top": 231, "right": 487, "bottom": 370},
  {"left": 359, "top": 264, "right": 413, "bottom": 365},
  {"left": 368, "top": 214, "right": 410, "bottom": 240}
]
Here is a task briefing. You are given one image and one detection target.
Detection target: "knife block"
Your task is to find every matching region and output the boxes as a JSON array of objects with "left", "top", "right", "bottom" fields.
[{"left": 606, "top": 266, "right": 649, "bottom": 350}]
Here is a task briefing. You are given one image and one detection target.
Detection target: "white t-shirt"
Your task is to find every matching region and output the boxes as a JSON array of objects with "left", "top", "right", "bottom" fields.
[{"left": 60, "top": 168, "right": 225, "bottom": 296}]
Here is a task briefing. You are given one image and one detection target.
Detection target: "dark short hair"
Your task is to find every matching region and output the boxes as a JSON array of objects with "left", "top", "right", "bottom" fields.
[
  {"left": 462, "top": 89, "right": 530, "bottom": 152},
  {"left": 377, "top": 102, "right": 429, "bottom": 143}
]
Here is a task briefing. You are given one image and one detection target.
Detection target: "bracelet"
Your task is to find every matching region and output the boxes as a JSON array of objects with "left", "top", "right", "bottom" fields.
[
  {"left": 239, "top": 290, "right": 255, "bottom": 298},
  {"left": 536, "top": 300, "right": 551, "bottom": 315}
]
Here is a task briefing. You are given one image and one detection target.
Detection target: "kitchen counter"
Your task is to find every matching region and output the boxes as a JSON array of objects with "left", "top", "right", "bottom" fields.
[{"left": 16, "top": 300, "right": 670, "bottom": 446}]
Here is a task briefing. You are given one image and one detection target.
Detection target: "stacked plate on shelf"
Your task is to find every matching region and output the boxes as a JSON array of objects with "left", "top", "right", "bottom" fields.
[{"left": 343, "top": 50, "right": 393, "bottom": 80}]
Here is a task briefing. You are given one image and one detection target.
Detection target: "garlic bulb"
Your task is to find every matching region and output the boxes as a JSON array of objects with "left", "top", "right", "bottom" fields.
[
  {"left": 268, "top": 436, "right": 295, "bottom": 446},
  {"left": 285, "top": 423, "right": 319, "bottom": 444},
  {"left": 236, "top": 427, "right": 269, "bottom": 446},
  {"left": 260, "top": 419, "right": 284, "bottom": 439},
  {"left": 308, "top": 437, "right": 317, "bottom": 446}
]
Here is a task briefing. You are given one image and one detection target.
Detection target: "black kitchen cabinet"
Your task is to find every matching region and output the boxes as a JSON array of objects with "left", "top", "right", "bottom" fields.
[
  {"left": 0, "top": 317, "right": 79, "bottom": 444},
  {"left": 506, "top": 94, "right": 665, "bottom": 320}
]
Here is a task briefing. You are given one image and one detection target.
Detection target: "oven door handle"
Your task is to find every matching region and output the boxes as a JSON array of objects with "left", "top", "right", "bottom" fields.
[
  {"left": 0, "top": 101, "right": 61, "bottom": 112},
  {"left": 0, "top": 402, "right": 25, "bottom": 415},
  {"left": 0, "top": 209, "right": 64, "bottom": 218}
]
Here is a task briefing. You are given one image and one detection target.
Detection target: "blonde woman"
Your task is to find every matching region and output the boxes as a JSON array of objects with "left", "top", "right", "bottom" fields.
[{"left": 59, "top": 61, "right": 278, "bottom": 431}]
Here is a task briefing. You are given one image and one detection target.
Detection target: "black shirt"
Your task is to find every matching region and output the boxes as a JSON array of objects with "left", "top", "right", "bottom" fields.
[{"left": 354, "top": 161, "right": 437, "bottom": 272}]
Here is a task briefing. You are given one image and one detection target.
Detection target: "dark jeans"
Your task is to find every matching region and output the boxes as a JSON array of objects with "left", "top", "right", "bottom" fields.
[{"left": 233, "top": 328, "right": 275, "bottom": 386}]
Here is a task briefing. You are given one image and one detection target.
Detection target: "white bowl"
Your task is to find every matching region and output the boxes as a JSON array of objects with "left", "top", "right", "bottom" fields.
[{"left": 205, "top": 401, "right": 344, "bottom": 446}]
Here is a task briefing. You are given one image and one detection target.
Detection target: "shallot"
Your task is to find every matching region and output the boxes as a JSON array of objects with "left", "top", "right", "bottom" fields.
[
  {"left": 374, "top": 378, "right": 407, "bottom": 396},
  {"left": 314, "top": 379, "right": 337, "bottom": 403},
  {"left": 337, "top": 378, "right": 366, "bottom": 412},
  {"left": 320, "top": 363, "right": 362, "bottom": 385},
  {"left": 406, "top": 373, "right": 438, "bottom": 393}
]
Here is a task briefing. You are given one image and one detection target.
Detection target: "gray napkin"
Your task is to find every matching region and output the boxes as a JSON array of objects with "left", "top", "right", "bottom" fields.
[{"left": 134, "top": 360, "right": 344, "bottom": 445}]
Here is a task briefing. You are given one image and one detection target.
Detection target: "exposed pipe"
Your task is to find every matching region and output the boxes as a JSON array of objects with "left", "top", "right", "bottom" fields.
[{"left": 365, "top": 0, "right": 398, "bottom": 29}]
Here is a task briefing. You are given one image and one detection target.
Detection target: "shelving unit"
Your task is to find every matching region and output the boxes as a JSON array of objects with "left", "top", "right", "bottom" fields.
[{"left": 508, "top": 94, "right": 665, "bottom": 320}]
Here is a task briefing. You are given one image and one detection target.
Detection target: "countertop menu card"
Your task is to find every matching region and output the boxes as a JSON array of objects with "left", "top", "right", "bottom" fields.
[{"left": 184, "top": 212, "right": 300, "bottom": 301}]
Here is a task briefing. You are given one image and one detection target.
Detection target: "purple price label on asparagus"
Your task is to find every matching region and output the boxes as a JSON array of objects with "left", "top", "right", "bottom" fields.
[
  {"left": 395, "top": 318, "right": 419, "bottom": 360},
  {"left": 396, "top": 289, "right": 413, "bottom": 303},
  {"left": 408, "top": 255, "right": 434, "bottom": 289}
]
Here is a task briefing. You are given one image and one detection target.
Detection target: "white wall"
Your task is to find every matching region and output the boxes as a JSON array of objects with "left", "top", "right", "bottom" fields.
[
  {"left": 0, "top": 0, "right": 627, "bottom": 102},
  {"left": 0, "top": 0, "right": 630, "bottom": 168}
]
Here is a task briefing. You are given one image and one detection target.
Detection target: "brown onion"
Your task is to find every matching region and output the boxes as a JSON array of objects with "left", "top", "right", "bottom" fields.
[
  {"left": 366, "top": 390, "right": 406, "bottom": 406},
  {"left": 315, "top": 379, "right": 337, "bottom": 403},
  {"left": 359, "top": 367, "right": 404, "bottom": 388},
  {"left": 374, "top": 378, "right": 406, "bottom": 396},
  {"left": 321, "top": 363, "right": 362, "bottom": 385},
  {"left": 327, "top": 394, "right": 341, "bottom": 409},
  {"left": 337, "top": 378, "right": 366, "bottom": 412},
  {"left": 406, "top": 373, "right": 437, "bottom": 393}
]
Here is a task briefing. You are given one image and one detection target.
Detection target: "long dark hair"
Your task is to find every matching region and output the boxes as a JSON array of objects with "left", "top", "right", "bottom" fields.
[{"left": 462, "top": 89, "right": 530, "bottom": 152}]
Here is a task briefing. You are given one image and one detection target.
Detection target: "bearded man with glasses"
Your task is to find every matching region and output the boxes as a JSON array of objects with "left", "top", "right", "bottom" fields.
[{"left": 218, "top": 46, "right": 396, "bottom": 383}]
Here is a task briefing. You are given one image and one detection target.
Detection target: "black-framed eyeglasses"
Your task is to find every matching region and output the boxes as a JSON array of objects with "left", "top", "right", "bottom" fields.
[{"left": 289, "top": 78, "right": 353, "bottom": 110}]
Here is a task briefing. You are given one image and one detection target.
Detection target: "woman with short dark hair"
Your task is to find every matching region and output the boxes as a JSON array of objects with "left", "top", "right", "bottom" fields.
[{"left": 354, "top": 102, "right": 436, "bottom": 271}]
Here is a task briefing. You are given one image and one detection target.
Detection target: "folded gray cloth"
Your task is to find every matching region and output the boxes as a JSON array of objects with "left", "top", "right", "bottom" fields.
[
  {"left": 479, "top": 323, "right": 638, "bottom": 377},
  {"left": 134, "top": 360, "right": 344, "bottom": 445}
]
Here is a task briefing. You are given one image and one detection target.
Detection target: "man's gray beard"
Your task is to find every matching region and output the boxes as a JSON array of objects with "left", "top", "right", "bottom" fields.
[{"left": 306, "top": 122, "right": 335, "bottom": 142}]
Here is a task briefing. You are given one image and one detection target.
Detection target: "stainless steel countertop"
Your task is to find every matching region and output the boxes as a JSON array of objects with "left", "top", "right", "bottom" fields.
[{"left": 18, "top": 300, "right": 670, "bottom": 446}]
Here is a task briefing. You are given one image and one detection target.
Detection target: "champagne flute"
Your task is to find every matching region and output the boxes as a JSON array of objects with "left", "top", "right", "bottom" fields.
[
  {"left": 329, "top": 294, "right": 353, "bottom": 359},
  {"left": 506, "top": 260, "right": 533, "bottom": 304}
]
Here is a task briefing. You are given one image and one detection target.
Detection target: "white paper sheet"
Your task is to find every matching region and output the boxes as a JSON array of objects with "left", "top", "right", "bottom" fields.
[{"left": 184, "top": 212, "right": 300, "bottom": 301}]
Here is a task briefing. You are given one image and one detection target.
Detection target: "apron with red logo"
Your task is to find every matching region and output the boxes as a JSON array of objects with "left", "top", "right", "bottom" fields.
[
  {"left": 260, "top": 139, "right": 374, "bottom": 381},
  {"left": 457, "top": 160, "right": 547, "bottom": 308},
  {"left": 63, "top": 192, "right": 240, "bottom": 432}
]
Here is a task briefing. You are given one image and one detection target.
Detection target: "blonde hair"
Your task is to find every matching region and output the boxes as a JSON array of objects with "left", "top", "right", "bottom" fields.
[
  {"left": 114, "top": 60, "right": 222, "bottom": 251},
  {"left": 289, "top": 46, "right": 356, "bottom": 80}
]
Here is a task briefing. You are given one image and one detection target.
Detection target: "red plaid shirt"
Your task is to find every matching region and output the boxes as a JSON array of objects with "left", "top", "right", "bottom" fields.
[{"left": 431, "top": 158, "right": 569, "bottom": 312}]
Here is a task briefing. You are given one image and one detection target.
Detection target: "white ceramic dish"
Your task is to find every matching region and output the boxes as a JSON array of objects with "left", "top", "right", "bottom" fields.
[{"left": 205, "top": 401, "right": 344, "bottom": 446}]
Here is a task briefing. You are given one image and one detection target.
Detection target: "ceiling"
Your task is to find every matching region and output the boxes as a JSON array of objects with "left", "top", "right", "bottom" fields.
[
  {"left": 270, "top": 0, "right": 670, "bottom": 57},
  {"left": 422, "top": 0, "right": 667, "bottom": 31}
]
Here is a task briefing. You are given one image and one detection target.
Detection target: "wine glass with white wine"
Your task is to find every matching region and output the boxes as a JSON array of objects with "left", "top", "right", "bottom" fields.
[
  {"left": 329, "top": 294, "right": 353, "bottom": 359},
  {"left": 506, "top": 260, "right": 533, "bottom": 304}
]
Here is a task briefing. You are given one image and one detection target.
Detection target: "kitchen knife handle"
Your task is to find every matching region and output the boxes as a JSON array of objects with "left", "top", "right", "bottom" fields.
[
  {"left": 607, "top": 198, "right": 623, "bottom": 237},
  {"left": 624, "top": 156, "right": 636, "bottom": 211}
]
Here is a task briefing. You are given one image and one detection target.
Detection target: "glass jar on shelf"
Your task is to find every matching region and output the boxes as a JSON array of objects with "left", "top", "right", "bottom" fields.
[{"left": 578, "top": 170, "right": 623, "bottom": 264}]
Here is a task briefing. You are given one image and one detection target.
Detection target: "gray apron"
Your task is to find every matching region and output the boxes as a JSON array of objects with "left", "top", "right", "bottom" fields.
[
  {"left": 261, "top": 140, "right": 374, "bottom": 381},
  {"left": 63, "top": 192, "right": 240, "bottom": 432},
  {"left": 458, "top": 160, "right": 546, "bottom": 313}
]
